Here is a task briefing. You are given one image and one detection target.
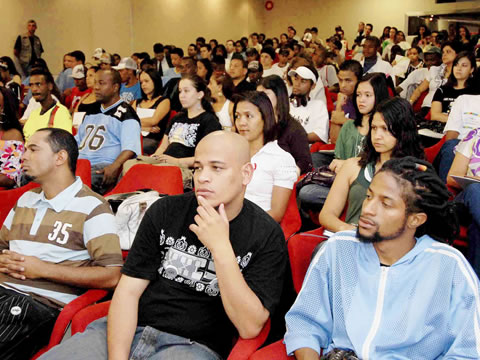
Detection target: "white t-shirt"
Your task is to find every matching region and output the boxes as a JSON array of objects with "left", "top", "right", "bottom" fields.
[
  {"left": 398, "top": 68, "right": 429, "bottom": 99},
  {"left": 215, "top": 99, "right": 232, "bottom": 129},
  {"left": 423, "top": 64, "right": 448, "bottom": 108},
  {"left": 444, "top": 95, "right": 480, "bottom": 140},
  {"left": 360, "top": 54, "right": 393, "bottom": 78},
  {"left": 309, "top": 80, "right": 327, "bottom": 106},
  {"left": 270, "top": 63, "right": 289, "bottom": 79},
  {"left": 317, "top": 65, "right": 339, "bottom": 88},
  {"left": 289, "top": 99, "right": 329, "bottom": 143},
  {"left": 245, "top": 141, "right": 297, "bottom": 212}
]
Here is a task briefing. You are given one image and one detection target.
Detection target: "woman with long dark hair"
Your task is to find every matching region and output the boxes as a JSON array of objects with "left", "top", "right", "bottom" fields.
[
  {"left": 430, "top": 51, "right": 476, "bottom": 127},
  {"left": 0, "top": 87, "right": 24, "bottom": 188},
  {"left": 133, "top": 68, "right": 170, "bottom": 154},
  {"left": 234, "top": 91, "right": 297, "bottom": 222},
  {"left": 298, "top": 73, "right": 390, "bottom": 212},
  {"left": 319, "top": 97, "right": 424, "bottom": 231},
  {"left": 257, "top": 75, "right": 311, "bottom": 174}
]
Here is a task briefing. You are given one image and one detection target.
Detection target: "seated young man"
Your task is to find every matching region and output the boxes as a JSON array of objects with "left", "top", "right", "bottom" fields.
[
  {"left": 76, "top": 69, "right": 141, "bottom": 194},
  {"left": 285, "top": 157, "right": 480, "bottom": 359},
  {"left": 40, "top": 131, "right": 288, "bottom": 360},
  {"left": 288, "top": 65, "right": 329, "bottom": 144},
  {"left": 0, "top": 128, "right": 122, "bottom": 360},
  {"left": 329, "top": 60, "right": 363, "bottom": 144}
]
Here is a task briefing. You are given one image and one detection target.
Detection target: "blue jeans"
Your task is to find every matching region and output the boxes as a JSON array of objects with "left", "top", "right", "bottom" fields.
[
  {"left": 456, "top": 183, "right": 480, "bottom": 278},
  {"left": 38, "top": 316, "right": 222, "bottom": 360},
  {"left": 91, "top": 162, "right": 112, "bottom": 195},
  {"left": 436, "top": 139, "right": 460, "bottom": 183},
  {"left": 298, "top": 184, "right": 331, "bottom": 212}
]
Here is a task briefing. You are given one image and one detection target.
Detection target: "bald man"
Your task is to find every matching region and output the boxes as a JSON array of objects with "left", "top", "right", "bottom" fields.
[{"left": 41, "top": 131, "right": 288, "bottom": 360}]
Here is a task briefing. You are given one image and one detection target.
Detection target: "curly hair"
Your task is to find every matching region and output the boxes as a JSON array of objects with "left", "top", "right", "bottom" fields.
[{"left": 359, "top": 97, "right": 424, "bottom": 167}]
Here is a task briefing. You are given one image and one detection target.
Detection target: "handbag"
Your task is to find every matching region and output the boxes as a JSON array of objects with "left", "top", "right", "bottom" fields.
[{"left": 296, "top": 165, "right": 336, "bottom": 192}]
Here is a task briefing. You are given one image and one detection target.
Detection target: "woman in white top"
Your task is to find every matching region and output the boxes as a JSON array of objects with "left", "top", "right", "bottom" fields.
[
  {"left": 208, "top": 71, "right": 234, "bottom": 129},
  {"left": 234, "top": 91, "right": 297, "bottom": 222}
]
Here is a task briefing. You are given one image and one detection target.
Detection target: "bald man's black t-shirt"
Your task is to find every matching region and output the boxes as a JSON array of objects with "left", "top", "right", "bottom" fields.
[{"left": 122, "top": 192, "right": 287, "bottom": 358}]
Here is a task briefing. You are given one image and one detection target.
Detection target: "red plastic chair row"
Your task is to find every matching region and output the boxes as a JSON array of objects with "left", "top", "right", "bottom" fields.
[
  {"left": 70, "top": 300, "right": 271, "bottom": 360},
  {"left": 31, "top": 289, "right": 109, "bottom": 359}
]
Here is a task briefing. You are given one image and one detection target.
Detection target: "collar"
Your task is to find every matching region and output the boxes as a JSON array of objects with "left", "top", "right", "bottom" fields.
[
  {"left": 364, "top": 234, "right": 434, "bottom": 268},
  {"left": 32, "top": 177, "right": 83, "bottom": 212},
  {"left": 101, "top": 98, "right": 123, "bottom": 113}
]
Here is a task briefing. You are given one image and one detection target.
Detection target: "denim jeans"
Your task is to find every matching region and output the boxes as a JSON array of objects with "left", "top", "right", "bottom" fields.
[
  {"left": 298, "top": 184, "right": 331, "bottom": 213},
  {"left": 38, "top": 316, "right": 222, "bottom": 360},
  {"left": 456, "top": 183, "right": 480, "bottom": 278},
  {"left": 90, "top": 162, "right": 112, "bottom": 195},
  {"left": 435, "top": 139, "right": 460, "bottom": 183}
]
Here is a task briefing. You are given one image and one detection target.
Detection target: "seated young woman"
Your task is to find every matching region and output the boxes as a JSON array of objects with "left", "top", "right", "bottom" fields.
[
  {"left": 123, "top": 74, "right": 221, "bottom": 185},
  {"left": 257, "top": 75, "right": 312, "bottom": 175},
  {"left": 447, "top": 127, "right": 480, "bottom": 276},
  {"left": 0, "top": 87, "right": 24, "bottom": 189},
  {"left": 234, "top": 91, "right": 297, "bottom": 222},
  {"left": 430, "top": 51, "right": 476, "bottom": 127},
  {"left": 133, "top": 68, "right": 171, "bottom": 155},
  {"left": 208, "top": 71, "right": 234, "bottom": 130},
  {"left": 319, "top": 97, "right": 424, "bottom": 232},
  {"left": 298, "top": 72, "right": 391, "bottom": 211}
]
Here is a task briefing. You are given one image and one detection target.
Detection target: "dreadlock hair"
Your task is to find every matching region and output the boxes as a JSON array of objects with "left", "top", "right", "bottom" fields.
[{"left": 378, "top": 156, "right": 459, "bottom": 244}]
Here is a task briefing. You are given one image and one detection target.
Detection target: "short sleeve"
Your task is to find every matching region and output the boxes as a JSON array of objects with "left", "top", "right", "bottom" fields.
[
  {"left": 240, "top": 218, "right": 287, "bottom": 315},
  {"left": 120, "top": 119, "right": 141, "bottom": 155},
  {"left": 198, "top": 114, "right": 222, "bottom": 142},
  {"left": 84, "top": 201, "right": 123, "bottom": 267},
  {"left": 455, "top": 129, "right": 479, "bottom": 159},
  {"left": 432, "top": 87, "right": 444, "bottom": 103},
  {"left": 335, "top": 120, "right": 353, "bottom": 160},
  {"left": 326, "top": 66, "right": 339, "bottom": 87},
  {"left": 444, "top": 96, "right": 465, "bottom": 134},
  {"left": 272, "top": 151, "right": 298, "bottom": 189},
  {"left": 312, "top": 101, "right": 330, "bottom": 143},
  {"left": 14, "top": 36, "right": 21, "bottom": 52}
]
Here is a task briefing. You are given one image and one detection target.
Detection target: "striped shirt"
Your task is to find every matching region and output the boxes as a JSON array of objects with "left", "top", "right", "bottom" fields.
[{"left": 0, "top": 177, "right": 122, "bottom": 307}]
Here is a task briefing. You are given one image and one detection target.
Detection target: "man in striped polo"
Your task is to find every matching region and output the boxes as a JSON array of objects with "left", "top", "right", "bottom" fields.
[{"left": 0, "top": 128, "right": 123, "bottom": 360}]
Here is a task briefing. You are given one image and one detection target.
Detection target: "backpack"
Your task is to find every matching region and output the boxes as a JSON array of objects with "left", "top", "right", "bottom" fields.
[{"left": 106, "top": 190, "right": 164, "bottom": 250}]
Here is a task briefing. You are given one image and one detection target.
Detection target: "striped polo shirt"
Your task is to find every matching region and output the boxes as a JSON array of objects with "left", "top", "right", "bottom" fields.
[{"left": 0, "top": 177, "right": 122, "bottom": 307}]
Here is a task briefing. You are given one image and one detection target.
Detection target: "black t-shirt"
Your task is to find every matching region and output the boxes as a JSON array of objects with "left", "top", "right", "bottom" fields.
[
  {"left": 278, "top": 118, "right": 312, "bottom": 174},
  {"left": 432, "top": 85, "right": 472, "bottom": 114},
  {"left": 164, "top": 111, "right": 222, "bottom": 158},
  {"left": 122, "top": 192, "right": 288, "bottom": 358},
  {"left": 233, "top": 78, "right": 256, "bottom": 95}
]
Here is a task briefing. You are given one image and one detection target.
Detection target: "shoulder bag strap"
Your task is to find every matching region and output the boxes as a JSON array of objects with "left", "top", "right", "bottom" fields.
[{"left": 48, "top": 105, "right": 59, "bottom": 127}]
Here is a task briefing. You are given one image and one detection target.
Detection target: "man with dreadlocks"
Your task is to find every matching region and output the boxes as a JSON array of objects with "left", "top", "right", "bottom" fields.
[{"left": 285, "top": 156, "right": 480, "bottom": 359}]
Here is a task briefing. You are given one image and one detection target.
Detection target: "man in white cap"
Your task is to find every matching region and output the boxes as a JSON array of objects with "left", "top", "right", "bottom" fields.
[
  {"left": 288, "top": 65, "right": 329, "bottom": 144},
  {"left": 113, "top": 57, "right": 141, "bottom": 103},
  {"left": 65, "top": 64, "right": 91, "bottom": 112},
  {"left": 99, "top": 53, "right": 112, "bottom": 70},
  {"left": 92, "top": 48, "right": 105, "bottom": 64}
]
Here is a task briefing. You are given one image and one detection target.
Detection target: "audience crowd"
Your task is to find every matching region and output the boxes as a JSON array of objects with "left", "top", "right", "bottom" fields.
[{"left": 1, "top": 17, "right": 480, "bottom": 360}]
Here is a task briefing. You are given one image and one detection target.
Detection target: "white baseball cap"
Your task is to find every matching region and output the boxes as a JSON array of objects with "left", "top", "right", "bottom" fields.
[
  {"left": 288, "top": 66, "right": 317, "bottom": 84},
  {"left": 113, "top": 57, "right": 137, "bottom": 70},
  {"left": 92, "top": 48, "right": 105, "bottom": 60},
  {"left": 71, "top": 64, "right": 85, "bottom": 79}
]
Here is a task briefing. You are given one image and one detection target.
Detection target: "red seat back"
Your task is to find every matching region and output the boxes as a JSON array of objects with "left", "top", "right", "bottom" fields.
[
  {"left": 280, "top": 183, "right": 302, "bottom": 240},
  {"left": 424, "top": 136, "right": 446, "bottom": 164},
  {"left": 0, "top": 182, "right": 40, "bottom": 226},
  {"left": 75, "top": 159, "right": 92, "bottom": 188},
  {"left": 106, "top": 164, "right": 183, "bottom": 196},
  {"left": 288, "top": 230, "right": 327, "bottom": 293}
]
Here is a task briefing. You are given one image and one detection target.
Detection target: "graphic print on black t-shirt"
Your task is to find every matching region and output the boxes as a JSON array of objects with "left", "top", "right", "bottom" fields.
[
  {"left": 168, "top": 122, "right": 200, "bottom": 148},
  {"left": 158, "top": 229, "right": 252, "bottom": 296}
]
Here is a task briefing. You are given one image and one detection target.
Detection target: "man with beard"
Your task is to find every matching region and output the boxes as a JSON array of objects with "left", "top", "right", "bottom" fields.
[
  {"left": 0, "top": 128, "right": 122, "bottom": 360},
  {"left": 285, "top": 157, "right": 480, "bottom": 359}
]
